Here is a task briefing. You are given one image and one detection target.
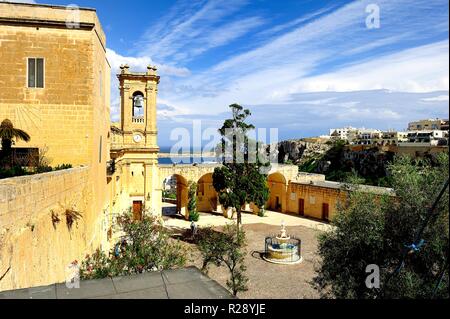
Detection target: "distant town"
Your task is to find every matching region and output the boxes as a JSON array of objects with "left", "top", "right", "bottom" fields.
[{"left": 317, "top": 118, "right": 449, "bottom": 147}]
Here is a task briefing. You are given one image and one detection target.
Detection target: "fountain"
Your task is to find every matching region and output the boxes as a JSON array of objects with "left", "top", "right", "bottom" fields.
[{"left": 263, "top": 221, "right": 302, "bottom": 265}]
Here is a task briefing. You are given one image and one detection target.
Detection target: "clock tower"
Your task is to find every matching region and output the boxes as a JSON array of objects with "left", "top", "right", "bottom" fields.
[
  {"left": 118, "top": 64, "right": 159, "bottom": 148},
  {"left": 114, "top": 64, "right": 161, "bottom": 217}
]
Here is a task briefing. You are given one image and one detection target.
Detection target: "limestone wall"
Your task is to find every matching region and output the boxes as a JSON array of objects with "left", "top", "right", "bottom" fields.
[
  {"left": 287, "top": 183, "right": 347, "bottom": 220},
  {"left": 0, "top": 167, "right": 106, "bottom": 292}
]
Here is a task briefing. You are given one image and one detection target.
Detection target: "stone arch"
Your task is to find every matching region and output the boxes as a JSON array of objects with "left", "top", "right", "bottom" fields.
[
  {"left": 132, "top": 90, "right": 145, "bottom": 117},
  {"left": 196, "top": 173, "right": 218, "bottom": 213},
  {"left": 161, "top": 173, "right": 189, "bottom": 218},
  {"left": 267, "top": 172, "right": 288, "bottom": 212}
]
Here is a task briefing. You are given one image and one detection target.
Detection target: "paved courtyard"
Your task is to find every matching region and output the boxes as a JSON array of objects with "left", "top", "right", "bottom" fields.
[
  {"left": 165, "top": 209, "right": 328, "bottom": 299},
  {"left": 0, "top": 267, "right": 232, "bottom": 299},
  {"left": 163, "top": 203, "right": 331, "bottom": 231}
]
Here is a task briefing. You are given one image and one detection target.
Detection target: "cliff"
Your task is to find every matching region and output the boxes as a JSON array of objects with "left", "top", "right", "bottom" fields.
[{"left": 275, "top": 139, "right": 331, "bottom": 165}]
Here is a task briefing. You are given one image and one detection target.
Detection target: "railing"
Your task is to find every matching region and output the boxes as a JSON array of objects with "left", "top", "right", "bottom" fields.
[
  {"left": 264, "top": 236, "right": 302, "bottom": 263},
  {"left": 132, "top": 117, "right": 144, "bottom": 124}
]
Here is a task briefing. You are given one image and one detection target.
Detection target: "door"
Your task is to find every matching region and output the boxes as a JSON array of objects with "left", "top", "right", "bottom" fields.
[
  {"left": 298, "top": 198, "right": 305, "bottom": 216},
  {"left": 132, "top": 201, "right": 143, "bottom": 220},
  {"left": 275, "top": 196, "right": 281, "bottom": 212},
  {"left": 322, "top": 203, "right": 329, "bottom": 221}
]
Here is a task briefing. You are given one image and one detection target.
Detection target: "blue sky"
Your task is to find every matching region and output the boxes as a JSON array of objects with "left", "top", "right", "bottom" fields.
[{"left": 27, "top": 0, "right": 449, "bottom": 147}]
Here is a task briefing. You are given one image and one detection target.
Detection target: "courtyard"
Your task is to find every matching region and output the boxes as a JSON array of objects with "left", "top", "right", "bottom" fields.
[{"left": 164, "top": 208, "right": 329, "bottom": 299}]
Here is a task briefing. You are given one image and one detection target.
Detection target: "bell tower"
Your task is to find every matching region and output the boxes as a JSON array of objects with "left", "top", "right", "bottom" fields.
[
  {"left": 115, "top": 64, "right": 161, "bottom": 216},
  {"left": 118, "top": 64, "right": 159, "bottom": 148}
]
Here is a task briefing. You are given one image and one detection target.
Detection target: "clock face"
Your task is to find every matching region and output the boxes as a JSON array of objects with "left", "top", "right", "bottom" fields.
[{"left": 133, "top": 134, "right": 142, "bottom": 143}]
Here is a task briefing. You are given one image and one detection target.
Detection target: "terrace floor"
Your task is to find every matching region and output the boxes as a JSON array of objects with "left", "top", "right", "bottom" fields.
[{"left": 0, "top": 267, "right": 233, "bottom": 299}]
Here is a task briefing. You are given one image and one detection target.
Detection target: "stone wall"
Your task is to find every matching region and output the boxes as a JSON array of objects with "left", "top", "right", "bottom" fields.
[
  {"left": 287, "top": 183, "right": 347, "bottom": 220},
  {"left": 0, "top": 167, "right": 105, "bottom": 292}
]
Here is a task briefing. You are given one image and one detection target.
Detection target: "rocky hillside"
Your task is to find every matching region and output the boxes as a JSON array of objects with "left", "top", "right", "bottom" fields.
[
  {"left": 274, "top": 139, "right": 394, "bottom": 186},
  {"left": 275, "top": 139, "right": 331, "bottom": 165}
]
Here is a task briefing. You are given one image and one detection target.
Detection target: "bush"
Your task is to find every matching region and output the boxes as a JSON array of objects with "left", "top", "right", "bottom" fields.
[
  {"left": 80, "top": 210, "right": 186, "bottom": 280},
  {"left": 0, "top": 166, "right": 29, "bottom": 179},
  {"left": 189, "top": 210, "right": 200, "bottom": 222},
  {"left": 188, "top": 181, "right": 200, "bottom": 221},
  {"left": 197, "top": 223, "right": 248, "bottom": 296},
  {"left": 54, "top": 163, "right": 72, "bottom": 171},
  {"left": 314, "top": 153, "right": 449, "bottom": 299},
  {"left": 36, "top": 165, "right": 52, "bottom": 173}
]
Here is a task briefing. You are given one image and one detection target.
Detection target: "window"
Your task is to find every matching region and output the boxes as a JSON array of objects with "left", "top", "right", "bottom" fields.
[
  {"left": 99, "top": 70, "right": 103, "bottom": 97},
  {"left": 28, "top": 58, "right": 44, "bottom": 88},
  {"left": 99, "top": 136, "right": 102, "bottom": 163},
  {"left": 132, "top": 91, "right": 145, "bottom": 118}
]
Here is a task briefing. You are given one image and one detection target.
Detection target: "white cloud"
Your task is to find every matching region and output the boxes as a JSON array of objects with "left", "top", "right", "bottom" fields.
[
  {"left": 106, "top": 48, "right": 190, "bottom": 77},
  {"left": 421, "top": 95, "right": 449, "bottom": 102},
  {"left": 106, "top": 48, "right": 191, "bottom": 121},
  {"left": 137, "top": 0, "right": 262, "bottom": 63},
  {"left": 281, "top": 41, "right": 449, "bottom": 95},
  {"left": 156, "top": 0, "right": 448, "bottom": 116}
]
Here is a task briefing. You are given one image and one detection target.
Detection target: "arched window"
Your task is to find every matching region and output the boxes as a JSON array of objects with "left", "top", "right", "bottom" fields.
[{"left": 132, "top": 91, "right": 144, "bottom": 118}]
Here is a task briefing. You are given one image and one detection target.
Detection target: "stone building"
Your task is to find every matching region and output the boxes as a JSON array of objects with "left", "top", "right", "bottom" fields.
[
  {"left": 407, "top": 118, "right": 449, "bottom": 131},
  {"left": 0, "top": 2, "right": 111, "bottom": 291},
  {"left": 109, "top": 65, "right": 161, "bottom": 220}
]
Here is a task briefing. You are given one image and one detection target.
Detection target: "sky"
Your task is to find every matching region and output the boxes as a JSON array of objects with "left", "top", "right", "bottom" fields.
[{"left": 21, "top": 0, "right": 450, "bottom": 147}]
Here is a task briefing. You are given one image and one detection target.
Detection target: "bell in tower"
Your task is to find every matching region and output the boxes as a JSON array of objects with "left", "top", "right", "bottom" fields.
[{"left": 132, "top": 91, "right": 145, "bottom": 118}]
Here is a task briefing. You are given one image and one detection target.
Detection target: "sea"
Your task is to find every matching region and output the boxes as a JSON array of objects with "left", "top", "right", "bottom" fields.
[{"left": 158, "top": 146, "right": 218, "bottom": 165}]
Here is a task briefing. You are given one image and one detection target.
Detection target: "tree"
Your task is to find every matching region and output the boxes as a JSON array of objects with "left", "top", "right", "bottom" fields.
[
  {"left": 188, "top": 181, "right": 200, "bottom": 221},
  {"left": 212, "top": 104, "right": 270, "bottom": 231},
  {"left": 197, "top": 223, "right": 248, "bottom": 296},
  {"left": 0, "top": 119, "right": 30, "bottom": 168},
  {"left": 314, "top": 153, "right": 449, "bottom": 299}
]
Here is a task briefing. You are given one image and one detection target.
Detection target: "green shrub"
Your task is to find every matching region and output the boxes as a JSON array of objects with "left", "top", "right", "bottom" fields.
[
  {"left": 54, "top": 163, "right": 72, "bottom": 171},
  {"left": 80, "top": 210, "right": 186, "bottom": 280},
  {"left": 0, "top": 166, "right": 28, "bottom": 179},
  {"left": 314, "top": 153, "right": 449, "bottom": 299},
  {"left": 187, "top": 181, "right": 200, "bottom": 221},
  {"left": 36, "top": 165, "right": 52, "bottom": 173},
  {"left": 189, "top": 210, "right": 200, "bottom": 222}
]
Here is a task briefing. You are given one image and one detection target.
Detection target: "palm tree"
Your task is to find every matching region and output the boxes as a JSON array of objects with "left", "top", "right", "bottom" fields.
[{"left": 0, "top": 119, "right": 30, "bottom": 167}]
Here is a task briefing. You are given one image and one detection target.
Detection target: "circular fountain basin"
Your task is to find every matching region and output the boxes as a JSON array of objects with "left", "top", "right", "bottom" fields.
[{"left": 263, "top": 242, "right": 302, "bottom": 265}]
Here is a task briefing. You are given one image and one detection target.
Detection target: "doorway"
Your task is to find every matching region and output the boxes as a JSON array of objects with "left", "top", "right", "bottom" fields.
[
  {"left": 132, "top": 200, "right": 143, "bottom": 220},
  {"left": 275, "top": 196, "right": 281, "bottom": 212},
  {"left": 298, "top": 198, "right": 305, "bottom": 216},
  {"left": 322, "top": 203, "right": 329, "bottom": 221}
]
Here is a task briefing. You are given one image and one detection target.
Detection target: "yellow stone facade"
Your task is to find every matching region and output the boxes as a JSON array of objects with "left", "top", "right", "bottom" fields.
[
  {"left": 0, "top": 167, "right": 108, "bottom": 290},
  {"left": 0, "top": 3, "right": 111, "bottom": 291},
  {"left": 109, "top": 66, "right": 161, "bottom": 219}
]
